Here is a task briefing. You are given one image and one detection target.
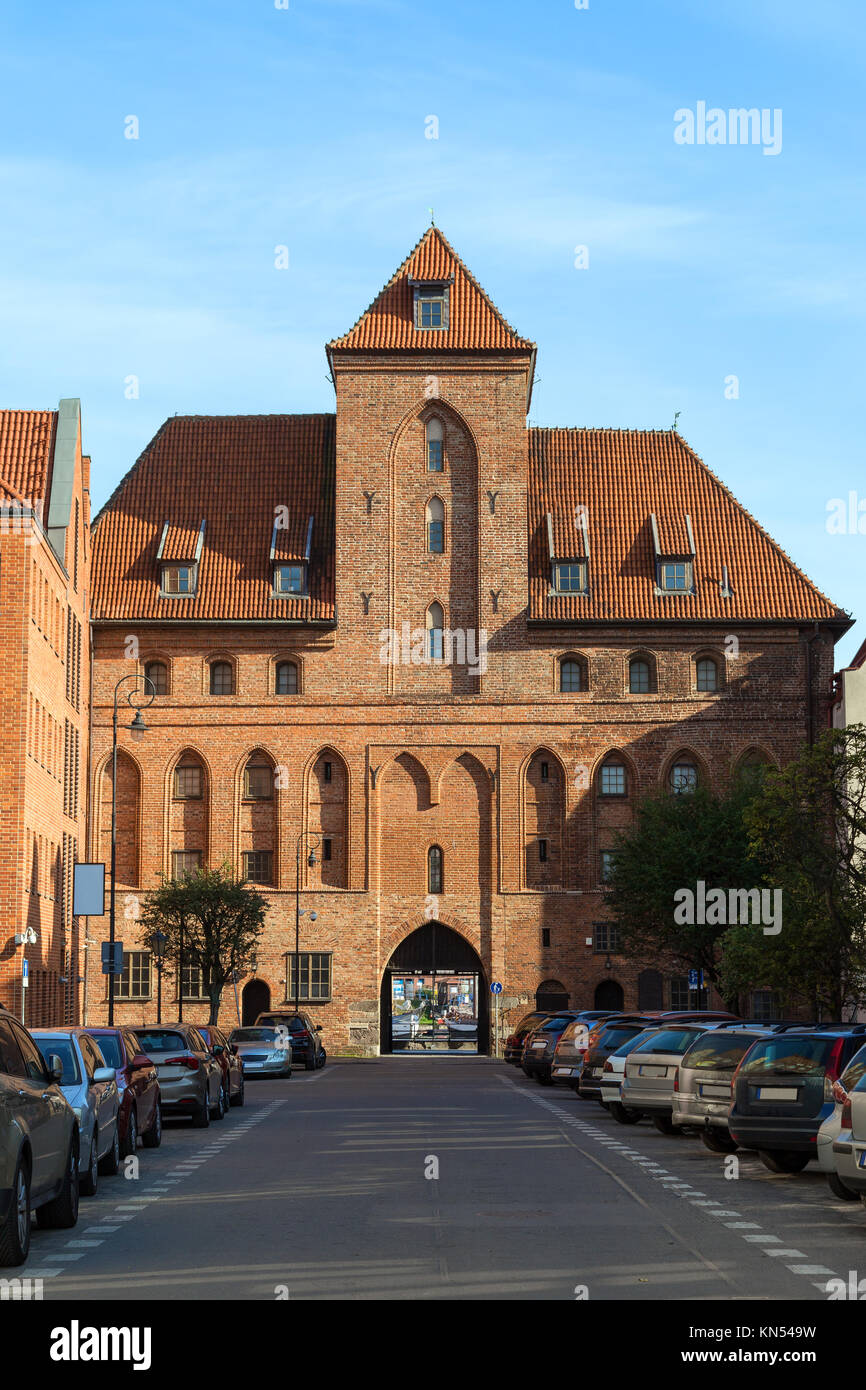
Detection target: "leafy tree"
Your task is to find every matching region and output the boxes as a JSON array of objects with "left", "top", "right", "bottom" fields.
[
  {"left": 723, "top": 726, "right": 866, "bottom": 1019},
  {"left": 604, "top": 778, "right": 766, "bottom": 1009},
  {"left": 139, "top": 862, "right": 268, "bottom": 1024}
]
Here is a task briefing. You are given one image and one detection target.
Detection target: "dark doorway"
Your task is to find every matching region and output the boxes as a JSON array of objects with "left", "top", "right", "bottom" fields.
[
  {"left": 380, "top": 922, "right": 488, "bottom": 1055},
  {"left": 594, "top": 979, "right": 624, "bottom": 1011},
  {"left": 637, "top": 969, "right": 664, "bottom": 1011},
  {"left": 242, "top": 978, "right": 271, "bottom": 1025},
  {"left": 536, "top": 979, "right": 569, "bottom": 1012}
]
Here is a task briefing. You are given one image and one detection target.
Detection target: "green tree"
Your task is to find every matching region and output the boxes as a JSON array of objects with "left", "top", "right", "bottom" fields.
[
  {"left": 140, "top": 862, "right": 268, "bottom": 1024},
  {"left": 722, "top": 726, "right": 866, "bottom": 1019},
  {"left": 604, "top": 779, "right": 765, "bottom": 1009}
]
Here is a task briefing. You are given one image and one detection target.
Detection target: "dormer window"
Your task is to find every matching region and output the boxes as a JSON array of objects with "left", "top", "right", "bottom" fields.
[
  {"left": 274, "top": 563, "right": 306, "bottom": 596},
  {"left": 651, "top": 513, "right": 696, "bottom": 596},
  {"left": 553, "top": 561, "right": 588, "bottom": 594},
  {"left": 411, "top": 279, "right": 450, "bottom": 331},
  {"left": 161, "top": 564, "right": 195, "bottom": 596},
  {"left": 659, "top": 561, "right": 692, "bottom": 593}
]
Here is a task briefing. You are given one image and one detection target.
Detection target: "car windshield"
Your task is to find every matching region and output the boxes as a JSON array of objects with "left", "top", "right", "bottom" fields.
[
  {"left": 597, "top": 1023, "right": 646, "bottom": 1048},
  {"left": 560, "top": 1021, "right": 590, "bottom": 1042},
  {"left": 609, "top": 1029, "right": 659, "bottom": 1058},
  {"left": 628, "top": 1028, "right": 705, "bottom": 1056},
  {"left": 681, "top": 1033, "right": 764, "bottom": 1071},
  {"left": 541, "top": 1016, "right": 575, "bottom": 1034},
  {"left": 841, "top": 1045, "right": 866, "bottom": 1092},
  {"left": 258, "top": 1016, "right": 304, "bottom": 1031},
  {"left": 87, "top": 1033, "right": 124, "bottom": 1068},
  {"left": 740, "top": 1036, "right": 836, "bottom": 1077},
  {"left": 134, "top": 1030, "right": 187, "bottom": 1053},
  {"left": 35, "top": 1037, "right": 80, "bottom": 1084},
  {"left": 231, "top": 1029, "right": 279, "bottom": 1044}
]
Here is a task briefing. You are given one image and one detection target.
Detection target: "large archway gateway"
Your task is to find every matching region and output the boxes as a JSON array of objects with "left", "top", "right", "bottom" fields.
[{"left": 380, "top": 922, "right": 488, "bottom": 1055}]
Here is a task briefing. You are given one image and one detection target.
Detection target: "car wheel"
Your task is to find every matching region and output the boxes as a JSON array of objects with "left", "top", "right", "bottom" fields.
[
  {"left": 304, "top": 1055, "right": 316, "bottom": 1071},
  {"left": 230, "top": 1077, "right": 244, "bottom": 1108},
  {"left": 192, "top": 1091, "right": 210, "bottom": 1128},
  {"left": 142, "top": 1103, "right": 162, "bottom": 1148},
  {"left": 37, "top": 1136, "right": 80, "bottom": 1231},
  {"left": 610, "top": 1102, "right": 642, "bottom": 1125},
  {"left": 98, "top": 1125, "right": 120, "bottom": 1177},
  {"left": 700, "top": 1129, "right": 739, "bottom": 1155},
  {"left": 0, "top": 1155, "right": 31, "bottom": 1266},
  {"left": 827, "top": 1171, "right": 860, "bottom": 1201},
  {"left": 212, "top": 1085, "right": 226, "bottom": 1121},
  {"left": 758, "top": 1150, "right": 811, "bottom": 1174},
  {"left": 536, "top": 1071, "right": 553, "bottom": 1087},
  {"left": 121, "top": 1109, "right": 137, "bottom": 1160},
  {"left": 652, "top": 1115, "right": 677, "bottom": 1136},
  {"left": 318, "top": 1050, "right": 326, "bottom": 1068},
  {"left": 80, "top": 1134, "right": 99, "bottom": 1196}
]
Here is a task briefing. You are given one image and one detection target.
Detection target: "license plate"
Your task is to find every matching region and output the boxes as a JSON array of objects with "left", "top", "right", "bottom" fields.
[
  {"left": 756, "top": 1087, "right": 799, "bottom": 1101},
  {"left": 592, "top": 1067, "right": 604, "bottom": 1076},
  {"left": 639, "top": 1065, "right": 666, "bottom": 1078},
  {"left": 700, "top": 1084, "right": 730, "bottom": 1099},
  {"left": 858, "top": 1151, "right": 866, "bottom": 1169},
  {"left": 532, "top": 1042, "right": 547, "bottom": 1050},
  {"left": 553, "top": 1067, "right": 572, "bottom": 1077}
]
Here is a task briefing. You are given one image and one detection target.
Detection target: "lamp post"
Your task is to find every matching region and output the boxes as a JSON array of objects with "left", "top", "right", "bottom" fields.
[
  {"left": 149, "top": 929, "right": 167, "bottom": 1024},
  {"left": 108, "top": 674, "right": 155, "bottom": 1026},
  {"left": 294, "top": 832, "right": 320, "bottom": 1013}
]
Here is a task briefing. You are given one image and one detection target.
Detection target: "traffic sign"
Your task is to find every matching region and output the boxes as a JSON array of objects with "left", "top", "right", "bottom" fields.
[
  {"left": 101, "top": 941, "right": 124, "bottom": 976},
  {"left": 688, "top": 969, "right": 699, "bottom": 989},
  {"left": 490, "top": 981, "right": 503, "bottom": 995},
  {"left": 22, "top": 959, "right": 28, "bottom": 989}
]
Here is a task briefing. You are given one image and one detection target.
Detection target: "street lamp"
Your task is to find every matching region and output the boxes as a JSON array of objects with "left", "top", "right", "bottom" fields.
[
  {"left": 294, "top": 833, "right": 320, "bottom": 1014},
  {"left": 108, "top": 673, "right": 155, "bottom": 1025},
  {"left": 149, "top": 929, "right": 167, "bottom": 1024}
]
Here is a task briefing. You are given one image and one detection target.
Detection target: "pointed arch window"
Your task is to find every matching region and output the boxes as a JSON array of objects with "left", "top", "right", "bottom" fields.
[
  {"left": 426, "top": 602, "right": 444, "bottom": 660},
  {"left": 629, "top": 658, "right": 651, "bottom": 694},
  {"left": 428, "top": 845, "right": 443, "bottom": 894},
  {"left": 144, "top": 660, "right": 168, "bottom": 696},
  {"left": 696, "top": 657, "right": 718, "bottom": 692},
  {"left": 275, "top": 660, "right": 299, "bottom": 695},
  {"left": 426, "top": 417, "right": 444, "bottom": 472},
  {"left": 670, "top": 758, "right": 698, "bottom": 795},
  {"left": 426, "top": 497, "right": 444, "bottom": 553},
  {"left": 244, "top": 755, "right": 274, "bottom": 801},
  {"left": 599, "top": 758, "right": 627, "bottom": 797},
  {"left": 209, "top": 660, "right": 233, "bottom": 695}
]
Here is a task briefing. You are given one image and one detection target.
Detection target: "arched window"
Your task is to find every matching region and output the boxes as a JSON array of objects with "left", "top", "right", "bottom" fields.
[
  {"left": 629, "top": 658, "right": 651, "bottom": 694},
  {"left": 145, "top": 660, "right": 168, "bottom": 696},
  {"left": 174, "top": 759, "right": 203, "bottom": 800},
  {"left": 428, "top": 845, "right": 443, "bottom": 894},
  {"left": 426, "top": 497, "right": 444, "bottom": 553},
  {"left": 426, "top": 602, "right": 445, "bottom": 660},
  {"left": 559, "top": 658, "right": 584, "bottom": 693},
  {"left": 275, "top": 660, "right": 298, "bottom": 695},
  {"left": 696, "top": 657, "right": 718, "bottom": 692},
  {"left": 244, "top": 755, "right": 274, "bottom": 801},
  {"left": 209, "top": 660, "right": 233, "bottom": 695},
  {"left": 670, "top": 758, "right": 698, "bottom": 795},
  {"left": 426, "top": 417, "right": 444, "bottom": 472},
  {"left": 599, "top": 757, "right": 627, "bottom": 797}
]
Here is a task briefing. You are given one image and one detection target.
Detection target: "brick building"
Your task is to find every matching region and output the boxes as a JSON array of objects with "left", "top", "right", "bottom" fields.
[
  {"left": 0, "top": 401, "right": 91, "bottom": 1027},
  {"left": 86, "top": 229, "right": 850, "bottom": 1052}
]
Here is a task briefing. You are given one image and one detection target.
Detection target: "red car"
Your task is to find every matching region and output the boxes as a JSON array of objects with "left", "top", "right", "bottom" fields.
[{"left": 87, "top": 1027, "right": 162, "bottom": 1157}]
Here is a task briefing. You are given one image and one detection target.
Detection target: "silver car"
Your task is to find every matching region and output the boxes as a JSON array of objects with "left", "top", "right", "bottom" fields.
[
  {"left": 32, "top": 1029, "right": 120, "bottom": 1197},
  {"left": 227, "top": 1027, "right": 293, "bottom": 1078},
  {"left": 621, "top": 1024, "right": 722, "bottom": 1134},
  {"left": 817, "top": 1044, "right": 866, "bottom": 1199},
  {"left": 829, "top": 1065, "right": 866, "bottom": 1204},
  {"left": 673, "top": 1026, "right": 781, "bottom": 1152}
]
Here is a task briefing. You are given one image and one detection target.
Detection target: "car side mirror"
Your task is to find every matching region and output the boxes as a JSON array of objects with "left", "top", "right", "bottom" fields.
[
  {"left": 48, "top": 1055, "right": 64, "bottom": 1084},
  {"left": 315, "top": 1025, "right": 323, "bottom": 1032},
  {"left": 93, "top": 1066, "right": 115, "bottom": 1084},
  {"left": 131, "top": 1054, "right": 152, "bottom": 1069}
]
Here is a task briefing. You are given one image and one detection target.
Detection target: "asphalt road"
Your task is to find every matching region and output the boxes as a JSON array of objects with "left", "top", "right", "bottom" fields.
[{"left": 15, "top": 1059, "right": 866, "bottom": 1301}]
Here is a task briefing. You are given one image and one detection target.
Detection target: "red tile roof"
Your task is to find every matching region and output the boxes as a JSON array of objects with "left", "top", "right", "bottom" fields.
[
  {"left": 0, "top": 410, "right": 56, "bottom": 506},
  {"left": 91, "top": 415, "right": 335, "bottom": 623},
  {"left": 328, "top": 226, "right": 534, "bottom": 353},
  {"left": 157, "top": 520, "right": 205, "bottom": 563},
  {"left": 529, "top": 428, "right": 848, "bottom": 626}
]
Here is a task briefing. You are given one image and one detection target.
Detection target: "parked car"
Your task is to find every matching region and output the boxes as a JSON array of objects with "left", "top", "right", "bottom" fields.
[
  {"left": 578, "top": 1016, "right": 668, "bottom": 1099},
  {"left": 728, "top": 1026, "right": 866, "bottom": 1172},
  {"left": 228, "top": 1027, "right": 293, "bottom": 1079},
  {"left": 621, "top": 1023, "right": 726, "bottom": 1133},
  {"left": 197, "top": 1024, "right": 245, "bottom": 1108},
  {"left": 32, "top": 1029, "right": 120, "bottom": 1197},
  {"left": 521, "top": 1012, "right": 583, "bottom": 1083},
  {"left": 0, "top": 1005, "right": 80, "bottom": 1265},
  {"left": 87, "top": 1026, "right": 162, "bottom": 1157},
  {"left": 817, "top": 1043, "right": 866, "bottom": 1200},
  {"left": 600, "top": 1028, "right": 666, "bottom": 1120},
  {"left": 672, "top": 1025, "right": 788, "bottom": 1152},
  {"left": 254, "top": 1011, "right": 326, "bottom": 1070},
  {"left": 504, "top": 1012, "right": 550, "bottom": 1065},
  {"left": 131, "top": 1024, "right": 224, "bottom": 1127},
  {"left": 829, "top": 1068, "right": 866, "bottom": 1204},
  {"left": 550, "top": 1019, "right": 593, "bottom": 1084}
]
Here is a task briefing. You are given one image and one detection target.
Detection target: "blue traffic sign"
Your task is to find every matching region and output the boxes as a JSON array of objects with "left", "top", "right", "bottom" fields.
[
  {"left": 490, "top": 981, "right": 503, "bottom": 995},
  {"left": 688, "top": 969, "right": 699, "bottom": 989}
]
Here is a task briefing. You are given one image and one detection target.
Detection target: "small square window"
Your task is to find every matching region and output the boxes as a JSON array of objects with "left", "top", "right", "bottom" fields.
[
  {"left": 659, "top": 561, "right": 691, "bottom": 593},
  {"left": 243, "top": 850, "right": 273, "bottom": 885},
  {"left": 600, "top": 763, "right": 626, "bottom": 797},
  {"left": 162, "top": 565, "right": 194, "bottom": 596},
  {"left": 274, "top": 564, "right": 305, "bottom": 595},
  {"left": 417, "top": 295, "right": 446, "bottom": 329},
  {"left": 554, "top": 562, "right": 587, "bottom": 594},
  {"left": 172, "top": 850, "right": 203, "bottom": 877},
  {"left": 696, "top": 658, "right": 718, "bottom": 692},
  {"left": 174, "top": 764, "right": 203, "bottom": 799}
]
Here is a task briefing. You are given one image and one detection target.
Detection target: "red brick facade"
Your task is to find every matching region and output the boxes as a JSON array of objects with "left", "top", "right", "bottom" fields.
[{"left": 77, "top": 231, "right": 850, "bottom": 1052}]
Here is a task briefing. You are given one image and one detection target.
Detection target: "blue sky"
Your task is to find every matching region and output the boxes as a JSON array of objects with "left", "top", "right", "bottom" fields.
[{"left": 1, "top": 0, "right": 863, "bottom": 663}]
